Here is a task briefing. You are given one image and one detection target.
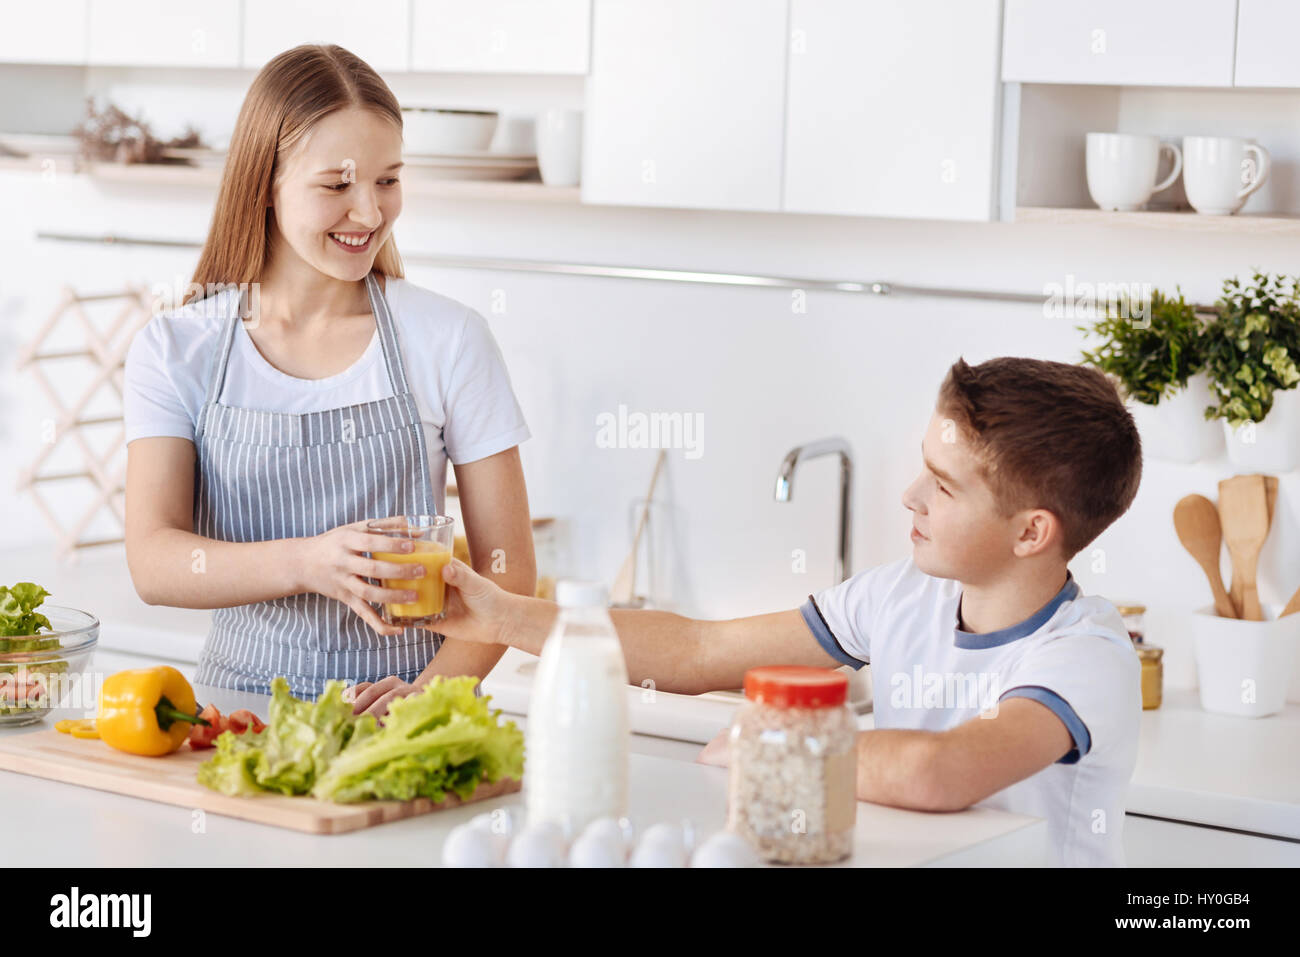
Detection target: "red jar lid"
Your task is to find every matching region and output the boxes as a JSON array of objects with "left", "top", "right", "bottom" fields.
[{"left": 743, "top": 666, "right": 848, "bottom": 708}]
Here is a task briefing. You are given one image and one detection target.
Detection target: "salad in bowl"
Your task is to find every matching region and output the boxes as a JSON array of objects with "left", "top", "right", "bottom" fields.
[{"left": 0, "top": 583, "right": 98, "bottom": 727}]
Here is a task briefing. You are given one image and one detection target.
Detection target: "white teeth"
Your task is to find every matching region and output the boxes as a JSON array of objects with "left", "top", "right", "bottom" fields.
[{"left": 330, "top": 232, "right": 371, "bottom": 247}]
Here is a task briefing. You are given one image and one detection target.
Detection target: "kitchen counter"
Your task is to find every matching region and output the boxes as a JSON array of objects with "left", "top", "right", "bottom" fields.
[
  {"left": 8, "top": 545, "right": 1300, "bottom": 846},
  {"left": 0, "top": 682, "right": 1047, "bottom": 867}
]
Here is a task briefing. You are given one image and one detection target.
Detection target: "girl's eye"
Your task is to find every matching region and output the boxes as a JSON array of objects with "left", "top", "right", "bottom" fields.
[
  {"left": 325, "top": 182, "right": 349, "bottom": 192},
  {"left": 937, "top": 482, "right": 950, "bottom": 496},
  {"left": 381, "top": 177, "right": 399, "bottom": 186}
]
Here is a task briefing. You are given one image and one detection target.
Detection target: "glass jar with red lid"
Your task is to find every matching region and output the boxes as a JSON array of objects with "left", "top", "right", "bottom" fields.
[{"left": 726, "top": 666, "right": 857, "bottom": 864}]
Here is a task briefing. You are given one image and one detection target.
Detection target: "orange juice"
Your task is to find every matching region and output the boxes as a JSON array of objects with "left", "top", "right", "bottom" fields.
[{"left": 373, "top": 542, "right": 452, "bottom": 622}]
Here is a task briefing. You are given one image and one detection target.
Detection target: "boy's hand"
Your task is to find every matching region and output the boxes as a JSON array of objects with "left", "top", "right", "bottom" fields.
[
  {"left": 419, "top": 559, "right": 518, "bottom": 646},
  {"left": 695, "top": 726, "right": 730, "bottom": 767}
]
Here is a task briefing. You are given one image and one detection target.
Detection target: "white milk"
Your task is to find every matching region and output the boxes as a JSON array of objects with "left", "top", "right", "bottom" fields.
[{"left": 524, "top": 581, "right": 629, "bottom": 836}]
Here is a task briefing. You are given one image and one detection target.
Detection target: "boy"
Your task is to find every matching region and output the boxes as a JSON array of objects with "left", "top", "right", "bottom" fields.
[{"left": 357, "top": 356, "right": 1143, "bottom": 867}]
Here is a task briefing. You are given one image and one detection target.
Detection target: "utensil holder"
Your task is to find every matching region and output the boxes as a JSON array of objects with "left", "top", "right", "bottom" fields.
[{"left": 1190, "top": 604, "right": 1300, "bottom": 717}]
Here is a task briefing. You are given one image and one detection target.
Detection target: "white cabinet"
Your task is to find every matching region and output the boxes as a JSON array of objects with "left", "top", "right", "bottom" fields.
[
  {"left": 1002, "top": 0, "right": 1238, "bottom": 87},
  {"left": 87, "top": 0, "right": 242, "bottom": 68},
  {"left": 0, "top": 0, "right": 88, "bottom": 64},
  {"left": 1235, "top": 0, "right": 1300, "bottom": 88},
  {"left": 410, "top": 0, "right": 591, "bottom": 74},
  {"left": 784, "top": 0, "right": 1002, "bottom": 221},
  {"left": 582, "top": 0, "right": 787, "bottom": 212},
  {"left": 243, "top": 0, "right": 412, "bottom": 72}
]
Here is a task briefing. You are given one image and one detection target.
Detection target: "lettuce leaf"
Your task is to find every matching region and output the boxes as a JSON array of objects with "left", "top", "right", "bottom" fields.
[
  {"left": 196, "top": 675, "right": 524, "bottom": 805},
  {"left": 0, "top": 583, "right": 52, "bottom": 637}
]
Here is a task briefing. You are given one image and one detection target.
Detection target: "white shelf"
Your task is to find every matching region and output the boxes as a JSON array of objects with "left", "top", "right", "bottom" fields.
[
  {"left": 1016, "top": 205, "right": 1300, "bottom": 236},
  {"left": 0, "top": 155, "right": 580, "bottom": 204}
]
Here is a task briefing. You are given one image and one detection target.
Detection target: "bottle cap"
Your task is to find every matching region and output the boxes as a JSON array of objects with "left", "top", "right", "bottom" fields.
[
  {"left": 555, "top": 580, "right": 610, "bottom": 609},
  {"left": 743, "top": 666, "right": 849, "bottom": 708}
]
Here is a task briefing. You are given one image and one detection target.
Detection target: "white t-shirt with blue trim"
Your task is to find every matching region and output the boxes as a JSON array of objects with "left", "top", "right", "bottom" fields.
[{"left": 802, "top": 557, "right": 1141, "bottom": 867}]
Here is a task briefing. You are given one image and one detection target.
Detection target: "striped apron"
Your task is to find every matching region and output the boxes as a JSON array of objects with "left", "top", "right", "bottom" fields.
[{"left": 191, "top": 270, "right": 443, "bottom": 699}]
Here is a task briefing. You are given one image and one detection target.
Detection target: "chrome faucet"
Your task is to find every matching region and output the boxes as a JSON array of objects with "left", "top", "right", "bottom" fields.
[{"left": 775, "top": 437, "right": 853, "bottom": 585}]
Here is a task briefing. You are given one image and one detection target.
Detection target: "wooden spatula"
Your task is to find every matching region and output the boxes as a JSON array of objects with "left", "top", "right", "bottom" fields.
[
  {"left": 1227, "top": 474, "right": 1276, "bottom": 617},
  {"left": 1173, "top": 494, "right": 1238, "bottom": 619},
  {"left": 1281, "top": 585, "right": 1300, "bottom": 618},
  {"left": 1217, "top": 474, "right": 1271, "bottom": 621}
]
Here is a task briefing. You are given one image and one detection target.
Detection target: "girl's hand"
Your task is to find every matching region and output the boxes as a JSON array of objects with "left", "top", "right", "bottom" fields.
[
  {"left": 347, "top": 676, "right": 419, "bottom": 719},
  {"left": 297, "top": 519, "right": 423, "bottom": 637},
  {"left": 417, "top": 559, "right": 518, "bottom": 646}
]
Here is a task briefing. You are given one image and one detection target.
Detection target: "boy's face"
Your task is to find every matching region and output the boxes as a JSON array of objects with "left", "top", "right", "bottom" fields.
[{"left": 901, "top": 411, "right": 1043, "bottom": 585}]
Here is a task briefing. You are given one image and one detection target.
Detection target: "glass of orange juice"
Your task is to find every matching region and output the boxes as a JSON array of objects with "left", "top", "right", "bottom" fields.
[{"left": 366, "top": 515, "right": 455, "bottom": 627}]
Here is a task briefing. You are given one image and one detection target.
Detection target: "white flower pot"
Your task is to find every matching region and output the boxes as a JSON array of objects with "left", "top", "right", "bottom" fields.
[
  {"left": 1190, "top": 604, "right": 1300, "bottom": 717},
  {"left": 1222, "top": 385, "right": 1300, "bottom": 473},
  {"left": 1127, "top": 373, "right": 1224, "bottom": 463}
]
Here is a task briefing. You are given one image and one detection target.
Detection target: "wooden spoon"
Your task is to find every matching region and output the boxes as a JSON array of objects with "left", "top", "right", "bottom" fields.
[
  {"left": 1228, "top": 474, "right": 1276, "bottom": 617},
  {"left": 1173, "top": 494, "right": 1238, "bottom": 619},
  {"left": 1217, "top": 475, "right": 1270, "bottom": 621},
  {"left": 1282, "top": 585, "right": 1300, "bottom": 618}
]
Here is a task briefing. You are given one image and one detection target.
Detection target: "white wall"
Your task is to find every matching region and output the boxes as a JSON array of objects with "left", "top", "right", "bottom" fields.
[{"left": 3, "top": 67, "right": 1300, "bottom": 698}]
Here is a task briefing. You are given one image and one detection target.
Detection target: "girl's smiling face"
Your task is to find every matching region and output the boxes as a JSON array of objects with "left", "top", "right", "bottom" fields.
[{"left": 269, "top": 107, "right": 403, "bottom": 282}]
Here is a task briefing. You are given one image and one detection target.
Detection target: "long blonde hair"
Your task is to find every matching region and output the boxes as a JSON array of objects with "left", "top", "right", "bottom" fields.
[{"left": 186, "top": 44, "right": 403, "bottom": 303}]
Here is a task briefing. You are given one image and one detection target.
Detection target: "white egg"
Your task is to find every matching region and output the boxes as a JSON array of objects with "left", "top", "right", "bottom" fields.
[
  {"left": 568, "top": 831, "right": 626, "bottom": 868},
  {"left": 690, "top": 831, "right": 761, "bottom": 868},
  {"left": 441, "top": 824, "right": 499, "bottom": 868},
  {"left": 506, "top": 822, "right": 567, "bottom": 868},
  {"left": 465, "top": 811, "right": 512, "bottom": 864},
  {"left": 580, "top": 817, "right": 629, "bottom": 852},
  {"left": 630, "top": 823, "right": 689, "bottom": 868}
]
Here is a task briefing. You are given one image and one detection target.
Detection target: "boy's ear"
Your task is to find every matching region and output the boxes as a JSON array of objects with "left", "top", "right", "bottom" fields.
[{"left": 1013, "top": 508, "right": 1061, "bottom": 559}]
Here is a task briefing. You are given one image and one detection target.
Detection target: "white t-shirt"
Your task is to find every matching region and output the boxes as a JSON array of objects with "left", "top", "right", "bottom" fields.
[
  {"left": 801, "top": 557, "right": 1141, "bottom": 867},
  {"left": 123, "top": 276, "right": 531, "bottom": 513}
]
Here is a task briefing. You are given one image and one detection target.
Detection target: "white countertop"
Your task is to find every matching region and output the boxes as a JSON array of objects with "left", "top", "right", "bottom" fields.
[
  {"left": 0, "top": 681, "right": 1047, "bottom": 867},
  {"left": 8, "top": 544, "right": 1300, "bottom": 843}
]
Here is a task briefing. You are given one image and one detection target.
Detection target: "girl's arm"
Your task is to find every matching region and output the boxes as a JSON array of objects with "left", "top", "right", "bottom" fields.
[
  {"left": 125, "top": 437, "right": 301, "bottom": 606},
  {"left": 124, "top": 436, "right": 418, "bottom": 636},
  {"left": 414, "top": 445, "right": 535, "bottom": 684}
]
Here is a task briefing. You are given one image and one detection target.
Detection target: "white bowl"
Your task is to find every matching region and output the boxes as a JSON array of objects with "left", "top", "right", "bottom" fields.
[
  {"left": 1190, "top": 603, "right": 1300, "bottom": 717},
  {"left": 402, "top": 108, "right": 498, "bottom": 155}
]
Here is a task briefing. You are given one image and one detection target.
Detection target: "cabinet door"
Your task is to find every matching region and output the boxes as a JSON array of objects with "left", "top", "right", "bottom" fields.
[
  {"left": 411, "top": 0, "right": 591, "bottom": 74},
  {"left": 87, "top": 0, "right": 241, "bottom": 67},
  {"left": 1002, "top": 0, "right": 1237, "bottom": 87},
  {"left": 784, "top": 0, "right": 1001, "bottom": 221},
  {"left": 243, "top": 0, "right": 412, "bottom": 72},
  {"left": 0, "top": 0, "right": 88, "bottom": 64},
  {"left": 583, "top": 0, "right": 787, "bottom": 212},
  {"left": 1235, "top": 0, "right": 1300, "bottom": 88}
]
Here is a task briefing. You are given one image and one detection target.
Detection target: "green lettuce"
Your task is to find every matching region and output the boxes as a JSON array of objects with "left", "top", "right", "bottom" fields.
[
  {"left": 0, "top": 583, "right": 52, "bottom": 637},
  {"left": 197, "top": 675, "right": 524, "bottom": 805}
]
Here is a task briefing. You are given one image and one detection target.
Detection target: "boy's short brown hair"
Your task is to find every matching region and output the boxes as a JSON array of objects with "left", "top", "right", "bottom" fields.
[{"left": 936, "top": 357, "right": 1142, "bottom": 561}]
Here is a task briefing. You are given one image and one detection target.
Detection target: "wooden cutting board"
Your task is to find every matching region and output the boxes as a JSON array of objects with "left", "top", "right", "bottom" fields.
[{"left": 0, "top": 729, "right": 521, "bottom": 834}]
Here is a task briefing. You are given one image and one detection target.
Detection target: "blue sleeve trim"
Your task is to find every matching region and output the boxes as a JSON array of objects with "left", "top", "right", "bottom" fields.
[
  {"left": 799, "top": 597, "right": 865, "bottom": 671},
  {"left": 998, "top": 685, "right": 1092, "bottom": 764}
]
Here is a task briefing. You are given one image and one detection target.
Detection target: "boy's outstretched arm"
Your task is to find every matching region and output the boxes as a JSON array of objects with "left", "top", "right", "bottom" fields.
[
  {"left": 811, "top": 698, "right": 1072, "bottom": 810},
  {"left": 432, "top": 559, "right": 841, "bottom": 695}
]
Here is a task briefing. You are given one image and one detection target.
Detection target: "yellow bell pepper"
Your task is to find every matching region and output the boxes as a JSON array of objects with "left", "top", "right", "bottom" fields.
[{"left": 96, "top": 666, "right": 209, "bottom": 756}]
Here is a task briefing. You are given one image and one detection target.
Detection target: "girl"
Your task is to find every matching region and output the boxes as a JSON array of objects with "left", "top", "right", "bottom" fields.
[{"left": 123, "top": 45, "right": 535, "bottom": 717}]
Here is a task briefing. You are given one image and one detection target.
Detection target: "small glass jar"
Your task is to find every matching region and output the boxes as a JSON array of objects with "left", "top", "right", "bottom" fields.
[
  {"left": 532, "top": 517, "right": 559, "bottom": 600},
  {"left": 1135, "top": 644, "right": 1163, "bottom": 710},
  {"left": 1115, "top": 603, "right": 1146, "bottom": 643},
  {"left": 727, "top": 666, "right": 857, "bottom": 864}
]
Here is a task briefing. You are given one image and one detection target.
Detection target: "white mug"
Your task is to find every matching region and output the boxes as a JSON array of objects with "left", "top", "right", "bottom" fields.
[
  {"left": 1086, "top": 132, "right": 1183, "bottom": 211},
  {"left": 1182, "top": 136, "right": 1270, "bottom": 215},
  {"left": 535, "top": 109, "right": 583, "bottom": 187}
]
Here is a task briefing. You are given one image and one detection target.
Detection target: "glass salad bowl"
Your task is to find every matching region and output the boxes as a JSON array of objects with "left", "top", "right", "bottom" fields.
[{"left": 0, "top": 606, "right": 98, "bottom": 728}]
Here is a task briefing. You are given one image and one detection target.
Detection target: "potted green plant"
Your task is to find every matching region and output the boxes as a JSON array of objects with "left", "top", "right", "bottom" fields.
[
  {"left": 1079, "top": 287, "right": 1221, "bottom": 463},
  {"left": 1202, "top": 272, "right": 1300, "bottom": 471}
]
